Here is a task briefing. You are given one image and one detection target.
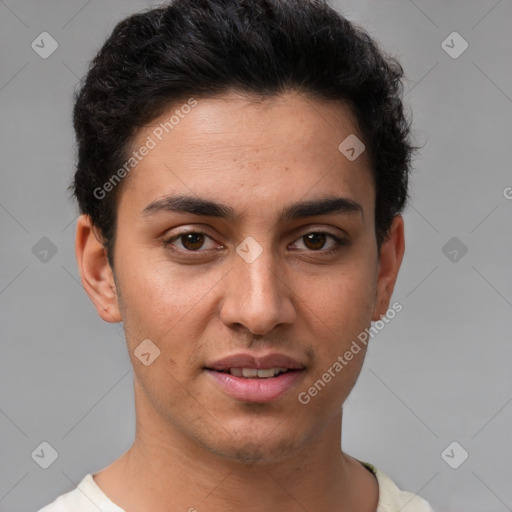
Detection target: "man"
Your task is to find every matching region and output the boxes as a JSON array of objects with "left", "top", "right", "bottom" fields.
[{"left": 39, "top": 0, "right": 434, "bottom": 510}]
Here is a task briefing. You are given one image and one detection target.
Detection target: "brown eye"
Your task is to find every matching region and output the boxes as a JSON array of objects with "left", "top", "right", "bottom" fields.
[
  {"left": 163, "top": 232, "right": 218, "bottom": 252},
  {"left": 302, "top": 232, "right": 327, "bottom": 250},
  {"left": 180, "top": 233, "right": 205, "bottom": 250},
  {"left": 290, "top": 231, "right": 348, "bottom": 255}
]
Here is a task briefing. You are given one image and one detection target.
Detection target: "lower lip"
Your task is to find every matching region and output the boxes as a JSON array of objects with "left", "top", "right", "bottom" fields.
[{"left": 204, "top": 369, "right": 305, "bottom": 403}]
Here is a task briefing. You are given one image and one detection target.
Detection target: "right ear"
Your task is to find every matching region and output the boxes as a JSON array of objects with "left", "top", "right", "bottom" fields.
[{"left": 75, "top": 214, "right": 122, "bottom": 323}]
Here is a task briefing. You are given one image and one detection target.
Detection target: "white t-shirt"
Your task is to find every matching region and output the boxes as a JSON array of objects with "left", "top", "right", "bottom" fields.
[{"left": 37, "top": 461, "right": 435, "bottom": 512}]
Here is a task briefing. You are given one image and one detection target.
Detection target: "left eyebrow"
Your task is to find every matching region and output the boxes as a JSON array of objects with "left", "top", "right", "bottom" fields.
[
  {"left": 279, "top": 196, "right": 364, "bottom": 222},
  {"left": 141, "top": 194, "right": 364, "bottom": 222}
]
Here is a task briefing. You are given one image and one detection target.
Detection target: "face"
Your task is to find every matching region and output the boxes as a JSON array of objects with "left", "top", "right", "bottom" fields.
[{"left": 77, "top": 90, "right": 404, "bottom": 465}]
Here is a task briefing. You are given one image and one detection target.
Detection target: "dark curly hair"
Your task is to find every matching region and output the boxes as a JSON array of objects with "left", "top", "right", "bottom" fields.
[{"left": 70, "top": 0, "right": 415, "bottom": 268}]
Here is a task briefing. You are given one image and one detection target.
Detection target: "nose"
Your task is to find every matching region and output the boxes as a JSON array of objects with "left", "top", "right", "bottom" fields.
[{"left": 219, "top": 246, "right": 296, "bottom": 336}]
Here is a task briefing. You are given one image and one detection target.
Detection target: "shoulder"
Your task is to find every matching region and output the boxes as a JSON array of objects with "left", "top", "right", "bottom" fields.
[
  {"left": 361, "top": 462, "right": 436, "bottom": 512},
  {"left": 36, "top": 473, "right": 125, "bottom": 512}
]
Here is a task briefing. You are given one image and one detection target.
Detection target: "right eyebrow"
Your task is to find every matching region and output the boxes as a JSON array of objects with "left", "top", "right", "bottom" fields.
[{"left": 141, "top": 195, "right": 236, "bottom": 220}]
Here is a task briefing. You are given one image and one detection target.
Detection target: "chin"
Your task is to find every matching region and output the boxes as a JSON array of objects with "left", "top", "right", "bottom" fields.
[
  {"left": 196, "top": 401, "right": 320, "bottom": 466},
  {"left": 203, "top": 429, "right": 306, "bottom": 467}
]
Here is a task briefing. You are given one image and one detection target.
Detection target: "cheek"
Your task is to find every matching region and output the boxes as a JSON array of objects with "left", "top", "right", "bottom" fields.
[
  {"left": 296, "top": 261, "right": 376, "bottom": 404},
  {"left": 116, "top": 263, "right": 215, "bottom": 407},
  {"left": 297, "top": 274, "right": 374, "bottom": 411},
  {"left": 302, "top": 262, "right": 376, "bottom": 337},
  {"left": 117, "top": 248, "right": 188, "bottom": 322},
  {"left": 115, "top": 253, "right": 221, "bottom": 359}
]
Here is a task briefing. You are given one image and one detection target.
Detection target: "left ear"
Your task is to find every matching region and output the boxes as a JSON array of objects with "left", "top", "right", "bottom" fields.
[{"left": 372, "top": 214, "right": 405, "bottom": 321}]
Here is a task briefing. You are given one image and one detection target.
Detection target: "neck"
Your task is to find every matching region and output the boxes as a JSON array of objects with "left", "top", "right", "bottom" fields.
[{"left": 93, "top": 389, "right": 377, "bottom": 512}]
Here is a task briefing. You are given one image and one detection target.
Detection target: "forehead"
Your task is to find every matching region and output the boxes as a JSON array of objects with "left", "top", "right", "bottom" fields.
[{"left": 118, "top": 91, "right": 374, "bottom": 223}]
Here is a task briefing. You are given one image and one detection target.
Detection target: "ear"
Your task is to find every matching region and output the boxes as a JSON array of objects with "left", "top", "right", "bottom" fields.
[
  {"left": 75, "top": 214, "right": 122, "bottom": 323},
  {"left": 372, "top": 214, "right": 405, "bottom": 321}
]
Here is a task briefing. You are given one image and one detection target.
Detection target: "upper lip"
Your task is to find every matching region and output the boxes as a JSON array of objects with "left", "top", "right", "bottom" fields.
[{"left": 205, "top": 353, "right": 306, "bottom": 371}]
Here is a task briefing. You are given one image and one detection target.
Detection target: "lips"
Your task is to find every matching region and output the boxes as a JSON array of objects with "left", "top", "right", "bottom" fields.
[
  {"left": 204, "top": 352, "right": 306, "bottom": 403},
  {"left": 205, "top": 353, "right": 306, "bottom": 372}
]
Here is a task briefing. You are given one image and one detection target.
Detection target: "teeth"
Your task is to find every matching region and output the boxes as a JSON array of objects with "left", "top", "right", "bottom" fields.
[
  {"left": 228, "top": 367, "right": 289, "bottom": 378},
  {"left": 241, "top": 368, "right": 258, "bottom": 378}
]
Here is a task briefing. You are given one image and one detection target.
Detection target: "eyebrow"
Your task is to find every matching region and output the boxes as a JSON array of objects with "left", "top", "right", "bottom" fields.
[{"left": 141, "top": 194, "right": 364, "bottom": 222}]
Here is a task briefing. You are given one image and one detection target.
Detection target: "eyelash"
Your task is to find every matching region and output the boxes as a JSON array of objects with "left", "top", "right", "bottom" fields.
[{"left": 162, "top": 231, "right": 349, "bottom": 257}]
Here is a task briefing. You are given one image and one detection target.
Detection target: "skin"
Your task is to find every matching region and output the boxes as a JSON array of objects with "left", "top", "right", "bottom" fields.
[{"left": 75, "top": 90, "right": 404, "bottom": 512}]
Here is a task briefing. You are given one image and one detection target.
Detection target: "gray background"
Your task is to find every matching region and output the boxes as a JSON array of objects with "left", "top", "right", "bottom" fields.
[{"left": 1, "top": 0, "right": 511, "bottom": 511}]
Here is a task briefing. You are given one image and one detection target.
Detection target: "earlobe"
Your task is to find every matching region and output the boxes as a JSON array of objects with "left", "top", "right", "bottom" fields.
[
  {"left": 75, "top": 214, "right": 122, "bottom": 323},
  {"left": 372, "top": 215, "right": 405, "bottom": 322}
]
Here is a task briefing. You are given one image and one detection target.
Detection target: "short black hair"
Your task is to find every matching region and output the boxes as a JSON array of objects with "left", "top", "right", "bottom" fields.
[{"left": 71, "top": 0, "right": 415, "bottom": 268}]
